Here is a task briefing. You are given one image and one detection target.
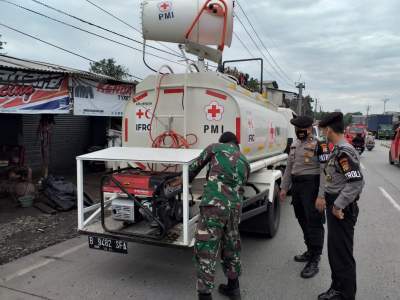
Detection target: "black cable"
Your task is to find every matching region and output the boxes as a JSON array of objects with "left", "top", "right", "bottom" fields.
[
  {"left": 236, "top": 0, "right": 293, "bottom": 84},
  {"left": 0, "top": 0, "right": 185, "bottom": 67},
  {"left": 83, "top": 0, "right": 182, "bottom": 56},
  {"left": 0, "top": 22, "right": 143, "bottom": 80},
  {"left": 142, "top": 41, "right": 158, "bottom": 73},
  {"left": 235, "top": 13, "right": 291, "bottom": 86},
  {"left": 27, "top": 0, "right": 184, "bottom": 60}
]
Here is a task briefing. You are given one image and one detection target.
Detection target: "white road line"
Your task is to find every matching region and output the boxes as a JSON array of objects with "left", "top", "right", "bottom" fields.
[
  {"left": 1, "top": 242, "right": 86, "bottom": 283},
  {"left": 379, "top": 187, "right": 400, "bottom": 212}
]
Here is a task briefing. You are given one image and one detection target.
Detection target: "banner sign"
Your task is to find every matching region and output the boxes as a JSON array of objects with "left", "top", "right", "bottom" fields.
[
  {"left": 0, "top": 69, "right": 70, "bottom": 114},
  {"left": 73, "top": 78, "right": 135, "bottom": 117}
]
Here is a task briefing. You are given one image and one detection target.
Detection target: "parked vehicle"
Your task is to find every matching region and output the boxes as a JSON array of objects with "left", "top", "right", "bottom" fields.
[
  {"left": 367, "top": 114, "right": 393, "bottom": 139},
  {"left": 378, "top": 124, "right": 394, "bottom": 140},
  {"left": 389, "top": 128, "right": 400, "bottom": 165}
]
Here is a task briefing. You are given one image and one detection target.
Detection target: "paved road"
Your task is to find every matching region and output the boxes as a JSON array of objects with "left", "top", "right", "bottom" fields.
[{"left": 1, "top": 143, "right": 399, "bottom": 300}]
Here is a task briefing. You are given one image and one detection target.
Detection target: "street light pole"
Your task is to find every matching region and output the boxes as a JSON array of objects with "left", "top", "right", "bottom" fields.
[
  {"left": 296, "top": 82, "right": 305, "bottom": 115},
  {"left": 382, "top": 98, "right": 389, "bottom": 114}
]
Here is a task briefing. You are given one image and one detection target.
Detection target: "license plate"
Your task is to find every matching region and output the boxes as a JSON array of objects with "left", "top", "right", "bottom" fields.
[{"left": 88, "top": 236, "right": 128, "bottom": 254}]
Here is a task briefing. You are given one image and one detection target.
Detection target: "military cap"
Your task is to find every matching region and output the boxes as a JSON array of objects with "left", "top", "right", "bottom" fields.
[{"left": 290, "top": 116, "right": 314, "bottom": 129}]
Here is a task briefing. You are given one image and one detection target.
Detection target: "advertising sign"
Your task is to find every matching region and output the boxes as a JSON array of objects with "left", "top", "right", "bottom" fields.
[
  {"left": 0, "top": 69, "right": 70, "bottom": 114},
  {"left": 73, "top": 78, "right": 135, "bottom": 117}
]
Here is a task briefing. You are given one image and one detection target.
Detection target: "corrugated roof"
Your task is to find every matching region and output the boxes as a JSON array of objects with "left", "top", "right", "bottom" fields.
[{"left": 0, "top": 54, "right": 134, "bottom": 84}]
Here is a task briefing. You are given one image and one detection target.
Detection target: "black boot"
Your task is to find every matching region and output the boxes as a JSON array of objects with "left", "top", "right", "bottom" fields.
[
  {"left": 218, "top": 278, "right": 241, "bottom": 298},
  {"left": 198, "top": 292, "right": 212, "bottom": 300},
  {"left": 301, "top": 256, "right": 320, "bottom": 278},
  {"left": 294, "top": 251, "right": 311, "bottom": 262},
  {"left": 318, "top": 288, "right": 343, "bottom": 300}
]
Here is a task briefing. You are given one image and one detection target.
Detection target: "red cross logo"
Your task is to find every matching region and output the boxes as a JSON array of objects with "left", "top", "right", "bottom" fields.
[
  {"left": 205, "top": 101, "right": 224, "bottom": 121},
  {"left": 136, "top": 109, "right": 144, "bottom": 119},
  {"left": 159, "top": 1, "right": 172, "bottom": 12}
]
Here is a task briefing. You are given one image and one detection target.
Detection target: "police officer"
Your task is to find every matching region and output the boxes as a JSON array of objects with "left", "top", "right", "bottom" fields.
[
  {"left": 190, "top": 132, "right": 250, "bottom": 300},
  {"left": 318, "top": 112, "right": 365, "bottom": 300},
  {"left": 280, "top": 116, "right": 330, "bottom": 279}
]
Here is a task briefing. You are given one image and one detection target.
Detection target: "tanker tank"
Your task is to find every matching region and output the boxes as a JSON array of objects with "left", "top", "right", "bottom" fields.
[{"left": 123, "top": 72, "right": 288, "bottom": 162}]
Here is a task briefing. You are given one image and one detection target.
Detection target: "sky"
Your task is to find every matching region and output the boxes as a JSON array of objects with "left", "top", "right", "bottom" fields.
[{"left": 0, "top": 0, "right": 399, "bottom": 114}]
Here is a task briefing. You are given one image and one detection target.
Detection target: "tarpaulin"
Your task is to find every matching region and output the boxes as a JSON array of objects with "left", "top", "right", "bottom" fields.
[
  {"left": 0, "top": 69, "right": 70, "bottom": 114},
  {"left": 73, "top": 77, "right": 134, "bottom": 117}
]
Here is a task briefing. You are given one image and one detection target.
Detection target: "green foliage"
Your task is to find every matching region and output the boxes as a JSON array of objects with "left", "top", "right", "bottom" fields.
[
  {"left": 89, "top": 58, "right": 129, "bottom": 80},
  {"left": 247, "top": 77, "right": 260, "bottom": 92}
]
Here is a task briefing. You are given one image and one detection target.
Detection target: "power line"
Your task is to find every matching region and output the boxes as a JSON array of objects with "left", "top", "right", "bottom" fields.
[
  {"left": 28, "top": 0, "right": 183, "bottom": 60},
  {"left": 83, "top": 0, "right": 218, "bottom": 70},
  {"left": 233, "top": 32, "right": 254, "bottom": 58},
  {"left": 0, "top": 22, "right": 143, "bottom": 80},
  {"left": 83, "top": 0, "right": 181, "bottom": 56},
  {"left": 235, "top": 13, "right": 291, "bottom": 86},
  {"left": 235, "top": 0, "right": 293, "bottom": 84},
  {"left": 0, "top": 0, "right": 185, "bottom": 67},
  {"left": 232, "top": 31, "right": 275, "bottom": 79}
]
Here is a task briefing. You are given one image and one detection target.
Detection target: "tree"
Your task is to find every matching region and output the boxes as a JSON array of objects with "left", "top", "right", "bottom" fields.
[{"left": 89, "top": 58, "right": 129, "bottom": 80}]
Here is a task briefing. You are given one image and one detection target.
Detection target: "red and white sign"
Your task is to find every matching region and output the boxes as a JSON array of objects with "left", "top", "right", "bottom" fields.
[
  {"left": 158, "top": 1, "right": 172, "bottom": 12},
  {"left": 135, "top": 102, "right": 152, "bottom": 133},
  {"left": 205, "top": 101, "right": 224, "bottom": 121},
  {"left": 269, "top": 122, "right": 276, "bottom": 143}
]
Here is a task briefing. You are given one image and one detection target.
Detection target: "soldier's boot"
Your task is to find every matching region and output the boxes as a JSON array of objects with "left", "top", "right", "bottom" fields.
[
  {"left": 301, "top": 255, "right": 320, "bottom": 278},
  {"left": 317, "top": 288, "right": 344, "bottom": 300},
  {"left": 294, "top": 251, "right": 311, "bottom": 262},
  {"left": 198, "top": 292, "right": 212, "bottom": 300},
  {"left": 218, "top": 278, "right": 241, "bottom": 299}
]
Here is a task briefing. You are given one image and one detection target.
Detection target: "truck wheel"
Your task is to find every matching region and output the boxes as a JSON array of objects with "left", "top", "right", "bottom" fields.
[
  {"left": 389, "top": 151, "right": 394, "bottom": 165},
  {"left": 239, "top": 183, "right": 281, "bottom": 238},
  {"left": 265, "top": 183, "right": 281, "bottom": 238}
]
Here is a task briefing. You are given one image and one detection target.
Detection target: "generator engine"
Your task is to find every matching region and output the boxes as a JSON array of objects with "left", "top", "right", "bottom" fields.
[{"left": 103, "top": 170, "right": 184, "bottom": 231}]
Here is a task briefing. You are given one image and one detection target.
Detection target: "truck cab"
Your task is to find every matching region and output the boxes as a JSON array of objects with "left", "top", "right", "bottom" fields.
[{"left": 389, "top": 128, "right": 400, "bottom": 165}]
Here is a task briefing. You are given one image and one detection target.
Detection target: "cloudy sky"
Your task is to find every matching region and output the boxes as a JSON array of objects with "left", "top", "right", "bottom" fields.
[{"left": 0, "top": 0, "right": 399, "bottom": 114}]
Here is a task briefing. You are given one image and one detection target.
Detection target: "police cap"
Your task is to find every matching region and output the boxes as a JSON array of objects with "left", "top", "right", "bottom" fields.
[
  {"left": 319, "top": 112, "right": 344, "bottom": 133},
  {"left": 290, "top": 116, "right": 314, "bottom": 129}
]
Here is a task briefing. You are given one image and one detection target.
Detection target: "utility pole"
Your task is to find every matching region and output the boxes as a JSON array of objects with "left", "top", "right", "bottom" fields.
[
  {"left": 382, "top": 98, "right": 389, "bottom": 114},
  {"left": 314, "top": 98, "right": 318, "bottom": 121},
  {"left": 296, "top": 82, "right": 305, "bottom": 115},
  {"left": 366, "top": 104, "right": 371, "bottom": 127}
]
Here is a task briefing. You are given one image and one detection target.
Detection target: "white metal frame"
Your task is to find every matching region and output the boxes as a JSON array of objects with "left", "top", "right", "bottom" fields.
[{"left": 76, "top": 147, "right": 202, "bottom": 246}]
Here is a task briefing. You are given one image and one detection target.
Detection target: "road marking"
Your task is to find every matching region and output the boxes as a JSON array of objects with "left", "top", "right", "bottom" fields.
[
  {"left": 360, "top": 162, "right": 366, "bottom": 170},
  {"left": 1, "top": 242, "right": 86, "bottom": 283},
  {"left": 379, "top": 187, "right": 400, "bottom": 212}
]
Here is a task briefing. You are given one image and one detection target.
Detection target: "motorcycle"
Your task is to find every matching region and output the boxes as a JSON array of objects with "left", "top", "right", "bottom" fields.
[
  {"left": 354, "top": 146, "right": 365, "bottom": 155},
  {"left": 366, "top": 141, "right": 375, "bottom": 151}
]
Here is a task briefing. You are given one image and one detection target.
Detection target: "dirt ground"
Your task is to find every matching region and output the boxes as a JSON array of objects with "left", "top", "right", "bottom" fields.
[{"left": 0, "top": 172, "right": 103, "bottom": 265}]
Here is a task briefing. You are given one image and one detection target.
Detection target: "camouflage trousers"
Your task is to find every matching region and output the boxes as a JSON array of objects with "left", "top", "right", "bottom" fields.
[{"left": 194, "top": 205, "right": 242, "bottom": 294}]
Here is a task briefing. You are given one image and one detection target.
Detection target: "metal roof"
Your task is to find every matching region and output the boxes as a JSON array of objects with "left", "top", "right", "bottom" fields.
[{"left": 0, "top": 54, "right": 134, "bottom": 83}]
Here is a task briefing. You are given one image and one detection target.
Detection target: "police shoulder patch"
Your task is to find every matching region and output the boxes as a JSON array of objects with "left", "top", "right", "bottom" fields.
[{"left": 337, "top": 151, "right": 363, "bottom": 182}]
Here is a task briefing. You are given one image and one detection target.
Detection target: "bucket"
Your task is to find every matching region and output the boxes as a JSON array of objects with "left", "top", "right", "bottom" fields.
[{"left": 18, "top": 195, "right": 35, "bottom": 208}]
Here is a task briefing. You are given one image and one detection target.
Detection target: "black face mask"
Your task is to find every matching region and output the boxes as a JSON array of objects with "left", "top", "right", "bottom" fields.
[{"left": 296, "top": 129, "right": 308, "bottom": 140}]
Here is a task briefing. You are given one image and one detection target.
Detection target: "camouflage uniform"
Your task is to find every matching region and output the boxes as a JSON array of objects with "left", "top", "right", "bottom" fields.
[{"left": 190, "top": 143, "right": 250, "bottom": 294}]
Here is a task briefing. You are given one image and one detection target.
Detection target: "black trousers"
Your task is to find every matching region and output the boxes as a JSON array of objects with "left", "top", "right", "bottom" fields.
[
  {"left": 326, "top": 193, "right": 359, "bottom": 300},
  {"left": 292, "top": 175, "right": 325, "bottom": 257}
]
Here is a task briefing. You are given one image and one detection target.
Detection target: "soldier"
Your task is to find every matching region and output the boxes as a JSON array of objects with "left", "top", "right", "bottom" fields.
[
  {"left": 190, "top": 131, "right": 250, "bottom": 300},
  {"left": 318, "top": 112, "right": 365, "bottom": 300},
  {"left": 280, "top": 116, "right": 330, "bottom": 279}
]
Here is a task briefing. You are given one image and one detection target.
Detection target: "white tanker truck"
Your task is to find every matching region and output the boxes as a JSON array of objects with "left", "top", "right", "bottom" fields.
[{"left": 76, "top": 0, "right": 293, "bottom": 253}]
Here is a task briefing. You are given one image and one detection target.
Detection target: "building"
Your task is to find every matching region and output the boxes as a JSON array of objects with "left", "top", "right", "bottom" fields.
[
  {"left": 0, "top": 55, "right": 136, "bottom": 176},
  {"left": 262, "top": 81, "right": 298, "bottom": 108}
]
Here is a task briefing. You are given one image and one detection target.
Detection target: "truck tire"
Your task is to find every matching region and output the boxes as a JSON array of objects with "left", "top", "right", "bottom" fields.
[
  {"left": 239, "top": 183, "right": 281, "bottom": 238},
  {"left": 389, "top": 151, "right": 394, "bottom": 165},
  {"left": 266, "top": 183, "right": 281, "bottom": 238}
]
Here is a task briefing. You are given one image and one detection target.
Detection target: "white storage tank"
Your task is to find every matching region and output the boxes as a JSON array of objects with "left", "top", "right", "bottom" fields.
[
  {"left": 141, "top": 0, "right": 234, "bottom": 48},
  {"left": 123, "top": 72, "right": 288, "bottom": 162}
]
